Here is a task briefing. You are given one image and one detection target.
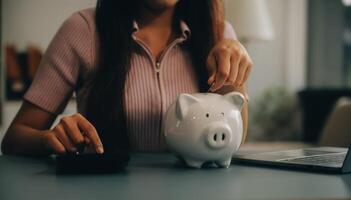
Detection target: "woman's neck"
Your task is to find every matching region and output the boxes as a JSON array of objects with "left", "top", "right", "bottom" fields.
[
  {"left": 135, "top": 4, "right": 177, "bottom": 59},
  {"left": 137, "top": 3, "right": 175, "bottom": 31}
]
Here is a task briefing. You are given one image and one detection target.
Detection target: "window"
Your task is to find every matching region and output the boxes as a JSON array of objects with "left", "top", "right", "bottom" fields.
[
  {"left": 345, "top": 5, "right": 351, "bottom": 85},
  {"left": 308, "top": 0, "right": 351, "bottom": 88}
]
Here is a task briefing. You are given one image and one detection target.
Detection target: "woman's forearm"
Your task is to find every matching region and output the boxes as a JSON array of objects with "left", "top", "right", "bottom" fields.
[
  {"left": 1, "top": 101, "right": 57, "bottom": 156},
  {"left": 1, "top": 124, "right": 50, "bottom": 156}
]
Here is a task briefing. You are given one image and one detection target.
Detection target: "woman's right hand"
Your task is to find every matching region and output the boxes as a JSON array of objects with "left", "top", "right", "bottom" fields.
[{"left": 42, "top": 113, "right": 104, "bottom": 154}]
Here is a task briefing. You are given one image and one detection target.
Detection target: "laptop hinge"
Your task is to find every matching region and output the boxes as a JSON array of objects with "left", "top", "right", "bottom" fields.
[{"left": 341, "top": 145, "right": 351, "bottom": 173}]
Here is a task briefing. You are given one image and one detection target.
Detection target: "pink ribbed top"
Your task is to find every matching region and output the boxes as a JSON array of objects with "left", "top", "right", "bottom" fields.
[{"left": 24, "top": 8, "right": 237, "bottom": 152}]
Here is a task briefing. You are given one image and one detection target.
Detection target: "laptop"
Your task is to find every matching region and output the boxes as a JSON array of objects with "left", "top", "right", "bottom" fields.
[
  {"left": 232, "top": 145, "right": 351, "bottom": 173},
  {"left": 231, "top": 97, "right": 351, "bottom": 173}
]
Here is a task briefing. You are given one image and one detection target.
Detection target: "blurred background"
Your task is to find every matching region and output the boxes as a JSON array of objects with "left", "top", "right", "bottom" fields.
[{"left": 0, "top": 0, "right": 350, "bottom": 151}]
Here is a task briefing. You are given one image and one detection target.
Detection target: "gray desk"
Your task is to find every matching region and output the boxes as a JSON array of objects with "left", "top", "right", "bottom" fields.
[{"left": 0, "top": 154, "right": 350, "bottom": 200}]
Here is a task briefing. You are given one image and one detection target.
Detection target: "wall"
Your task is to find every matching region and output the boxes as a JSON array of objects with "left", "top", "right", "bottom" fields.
[
  {"left": 2, "top": 0, "right": 96, "bottom": 51},
  {"left": 308, "top": 0, "right": 345, "bottom": 87},
  {"left": 225, "top": 0, "right": 307, "bottom": 99}
]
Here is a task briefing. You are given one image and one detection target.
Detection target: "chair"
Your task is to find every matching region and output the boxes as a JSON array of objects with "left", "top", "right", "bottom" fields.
[
  {"left": 298, "top": 89, "right": 351, "bottom": 143},
  {"left": 319, "top": 97, "right": 351, "bottom": 147}
]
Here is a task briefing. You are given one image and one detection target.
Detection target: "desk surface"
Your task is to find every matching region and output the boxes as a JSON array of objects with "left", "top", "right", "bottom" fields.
[{"left": 0, "top": 154, "right": 350, "bottom": 200}]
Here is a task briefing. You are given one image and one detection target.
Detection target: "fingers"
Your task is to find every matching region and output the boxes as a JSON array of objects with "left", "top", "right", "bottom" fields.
[
  {"left": 208, "top": 49, "right": 231, "bottom": 91},
  {"left": 43, "top": 133, "right": 66, "bottom": 154},
  {"left": 54, "top": 124, "right": 77, "bottom": 153},
  {"left": 60, "top": 117, "right": 85, "bottom": 151},
  {"left": 242, "top": 61, "right": 253, "bottom": 84},
  {"left": 74, "top": 114, "right": 104, "bottom": 154},
  {"left": 235, "top": 57, "right": 253, "bottom": 87},
  {"left": 234, "top": 59, "right": 247, "bottom": 87},
  {"left": 215, "top": 51, "right": 231, "bottom": 90},
  {"left": 84, "top": 136, "right": 91, "bottom": 146},
  {"left": 207, "top": 40, "right": 253, "bottom": 91},
  {"left": 227, "top": 55, "right": 240, "bottom": 85},
  {"left": 44, "top": 113, "right": 103, "bottom": 155},
  {"left": 206, "top": 52, "right": 217, "bottom": 85}
]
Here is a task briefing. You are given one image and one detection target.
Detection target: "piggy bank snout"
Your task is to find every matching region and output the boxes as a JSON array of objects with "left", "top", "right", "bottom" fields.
[{"left": 205, "top": 123, "right": 232, "bottom": 149}]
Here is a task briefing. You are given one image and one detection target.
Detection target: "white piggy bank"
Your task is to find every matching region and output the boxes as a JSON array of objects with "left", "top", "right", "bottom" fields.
[{"left": 163, "top": 92, "right": 245, "bottom": 168}]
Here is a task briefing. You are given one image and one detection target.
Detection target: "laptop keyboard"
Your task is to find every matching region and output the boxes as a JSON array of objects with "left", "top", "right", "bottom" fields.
[{"left": 279, "top": 152, "right": 347, "bottom": 166}]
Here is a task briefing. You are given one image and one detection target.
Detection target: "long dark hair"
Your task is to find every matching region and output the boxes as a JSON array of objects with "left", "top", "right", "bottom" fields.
[{"left": 85, "top": 0, "right": 225, "bottom": 154}]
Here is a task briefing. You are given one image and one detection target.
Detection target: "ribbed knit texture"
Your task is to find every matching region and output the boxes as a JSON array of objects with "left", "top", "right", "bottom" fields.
[{"left": 24, "top": 8, "right": 237, "bottom": 152}]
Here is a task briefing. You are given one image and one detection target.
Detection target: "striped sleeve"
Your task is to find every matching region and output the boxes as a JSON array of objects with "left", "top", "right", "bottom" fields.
[{"left": 24, "top": 12, "right": 92, "bottom": 114}]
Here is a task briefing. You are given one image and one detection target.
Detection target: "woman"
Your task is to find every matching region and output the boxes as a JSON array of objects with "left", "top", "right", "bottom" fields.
[{"left": 1, "top": 0, "right": 252, "bottom": 155}]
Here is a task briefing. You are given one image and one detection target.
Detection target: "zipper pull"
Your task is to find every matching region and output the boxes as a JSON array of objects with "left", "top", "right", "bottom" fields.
[{"left": 156, "top": 62, "right": 161, "bottom": 73}]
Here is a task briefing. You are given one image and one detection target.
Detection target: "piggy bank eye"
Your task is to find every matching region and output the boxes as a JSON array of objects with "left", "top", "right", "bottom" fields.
[
  {"left": 206, "top": 113, "right": 210, "bottom": 118},
  {"left": 221, "top": 112, "right": 225, "bottom": 116}
]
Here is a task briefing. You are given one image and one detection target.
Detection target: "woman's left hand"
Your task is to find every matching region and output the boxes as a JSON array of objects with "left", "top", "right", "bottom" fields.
[{"left": 207, "top": 39, "right": 253, "bottom": 92}]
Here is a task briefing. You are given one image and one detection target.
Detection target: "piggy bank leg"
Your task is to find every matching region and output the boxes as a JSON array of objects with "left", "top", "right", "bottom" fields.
[
  {"left": 216, "top": 158, "right": 232, "bottom": 168},
  {"left": 184, "top": 158, "right": 204, "bottom": 168}
]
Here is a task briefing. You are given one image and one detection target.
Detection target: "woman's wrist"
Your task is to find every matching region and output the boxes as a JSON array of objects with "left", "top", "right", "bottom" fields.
[{"left": 39, "top": 130, "right": 53, "bottom": 155}]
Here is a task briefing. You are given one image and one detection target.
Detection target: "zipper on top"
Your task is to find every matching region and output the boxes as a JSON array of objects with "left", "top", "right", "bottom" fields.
[
  {"left": 132, "top": 36, "right": 185, "bottom": 73},
  {"left": 132, "top": 36, "right": 185, "bottom": 148},
  {"left": 155, "top": 61, "right": 161, "bottom": 73}
]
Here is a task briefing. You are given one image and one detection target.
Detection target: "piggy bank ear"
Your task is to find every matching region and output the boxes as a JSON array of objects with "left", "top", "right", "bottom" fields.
[
  {"left": 224, "top": 92, "right": 245, "bottom": 111},
  {"left": 176, "top": 94, "right": 199, "bottom": 119}
]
